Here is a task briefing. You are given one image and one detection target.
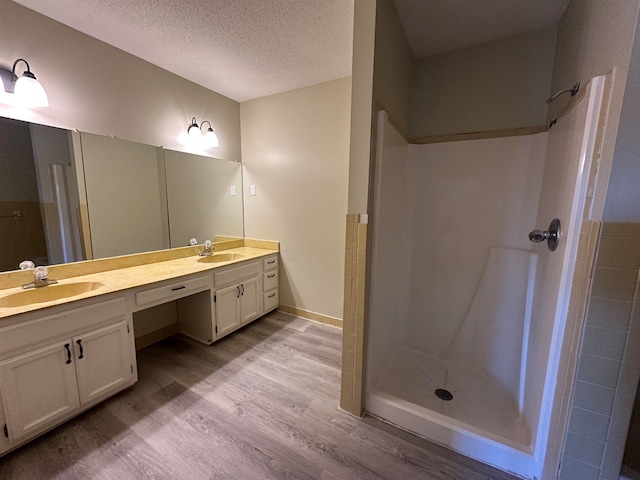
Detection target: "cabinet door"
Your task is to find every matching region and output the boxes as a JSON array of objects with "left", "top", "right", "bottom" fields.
[
  {"left": 74, "top": 321, "right": 133, "bottom": 406},
  {"left": 216, "top": 283, "right": 241, "bottom": 337},
  {"left": 0, "top": 340, "right": 80, "bottom": 444},
  {"left": 239, "top": 276, "right": 260, "bottom": 324},
  {"left": 0, "top": 392, "right": 9, "bottom": 455}
]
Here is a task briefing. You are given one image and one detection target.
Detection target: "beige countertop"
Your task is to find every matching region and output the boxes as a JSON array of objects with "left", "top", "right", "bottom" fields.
[{"left": 0, "top": 246, "right": 277, "bottom": 320}]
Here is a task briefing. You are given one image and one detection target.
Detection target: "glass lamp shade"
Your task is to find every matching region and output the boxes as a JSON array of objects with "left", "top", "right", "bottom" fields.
[
  {"left": 204, "top": 127, "right": 220, "bottom": 148},
  {"left": 14, "top": 75, "right": 48, "bottom": 107},
  {"left": 188, "top": 118, "right": 201, "bottom": 138}
]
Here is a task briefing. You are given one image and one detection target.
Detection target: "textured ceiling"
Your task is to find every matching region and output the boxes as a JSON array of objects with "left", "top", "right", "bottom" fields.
[
  {"left": 13, "top": 0, "right": 570, "bottom": 103},
  {"left": 13, "top": 0, "right": 355, "bottom": 103},
  {"left": 392, "top": 0, "right": 571, "bottom": 59}
]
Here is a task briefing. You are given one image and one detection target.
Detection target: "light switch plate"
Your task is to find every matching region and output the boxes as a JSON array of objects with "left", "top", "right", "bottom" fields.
[
  {"left": 230, "top": 186, "right": 236, "bottom": 196},
  {"left": 250, "top": 184, "right": 256, "bottom": 196}
]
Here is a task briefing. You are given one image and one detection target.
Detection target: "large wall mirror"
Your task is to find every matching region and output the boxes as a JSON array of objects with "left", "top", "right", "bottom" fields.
[{"left": 0, "top": 116, "right": 244, "bottom": 273}]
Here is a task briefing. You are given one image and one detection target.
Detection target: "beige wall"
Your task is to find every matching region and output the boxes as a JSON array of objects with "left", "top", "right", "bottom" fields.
[
  {"left": 241, "top": 78, "right": 351, "bottom": 320},
  {"left": 603, "top": 20, "right": 640, "bottom": 222},
  {"left": 409, "top": 27, "right": 557, "bottom": 139},
  {"left": 0, "top": 0, "right": 240, "bottom": 161},
  {"left": 373, "top": 0, "right": 413, "bottom": 136},
  {"left": 551, "top": 0, "right": 640, "bottom": 221},
  {"left": 348, "top": 0, "right": 377, "bottom": 214}
]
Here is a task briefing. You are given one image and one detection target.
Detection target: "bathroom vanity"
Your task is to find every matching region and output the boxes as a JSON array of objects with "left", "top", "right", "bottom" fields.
[{"left": 0, "top": 241, "right": 279, "bottom": 456}]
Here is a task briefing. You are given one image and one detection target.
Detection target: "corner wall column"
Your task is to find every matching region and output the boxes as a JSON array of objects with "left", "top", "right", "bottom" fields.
[{"left": 340, "top": 213, "right": 368, "bottom": 415}]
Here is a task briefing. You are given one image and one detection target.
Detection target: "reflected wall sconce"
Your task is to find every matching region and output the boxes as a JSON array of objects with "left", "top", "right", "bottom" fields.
[
  {"left": 187, "top": 117, "right": 220, "bottom": 148},
  {"left": 0, "top": 58, "right": 49, "bottom": 107}
]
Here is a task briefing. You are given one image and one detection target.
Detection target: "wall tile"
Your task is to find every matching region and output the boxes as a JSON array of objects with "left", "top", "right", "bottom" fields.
[
  {"left": 581, "top": 326, "right": 627, "bottom": 361},
  {"left": 586, "top": 296, "right": 633, "bottom": 331},
  {"left": 355, "top": 303, "right": 365, "bottom": 330},
  {"left": 607, "top": 401, "right": 634, "bottom": 445},
  {"left": 573, "top": 380, "right": 615, "bottom": 416},
  {"left": 355, "top": 328, "right": 364, "bottom": 354},
  {"left": 586, "top": 223, "right": 602, "bottom": 275},
  {"left": 624, "top": 290, "right": 640, "bottom": 368},
  {"left": 600, "top": 222, "right": 640, "bottom": 238},
  {"left": 599, "top": 441, "right": 626, "bottom": 480},
  {"left": 577, "top": 354, "right": 621, "bottom": 389},
  {"left": 559, "top": 456, "right": 600, "bottom": 480},
  {"left": 563, "top": 222, "right": 640, "bottom": 480},
  {"left": 577, "top": 231, "right": 591, "bottom": 262},
  {"left": 356, "top": 277, "right": 366, "bottom": 304},
  {"left": 357, "top": 250, "right": 367, "bottom": 278},
  {"left": 564, "top": 432, "right": 605, "bottom": 467},
  {"left": 596, "top": 236, "right": 640, "bottom": 270},
  {"left": 613, "top": 365, "right": 640, "bottom": 408},
  {"left": 357, "top": 224, "right": 367, "bottom": 250},
  {"left": 591, "top": 267, "right": 637, "bottom": 301},
  {"left": 568, "top": 407, "right": 610, "bottom": 441},
  {"left": 345, "top": 223, "right": 355, "bottom": 247},
  {"left": 344, "top": 275, "right": 352, "bottom": 300},
  {"left": 344, "top": 250, "right": 353, "bottom": 276}
]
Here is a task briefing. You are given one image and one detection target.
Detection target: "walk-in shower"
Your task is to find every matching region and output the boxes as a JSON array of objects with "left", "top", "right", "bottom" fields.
[{"left": 365, "top": 76, "right": 606, "bottom": 478}]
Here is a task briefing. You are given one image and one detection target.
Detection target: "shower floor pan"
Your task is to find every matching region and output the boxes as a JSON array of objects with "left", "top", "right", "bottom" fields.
[{"left": 367, "top": 350, "right": 535, "bottom": 474}]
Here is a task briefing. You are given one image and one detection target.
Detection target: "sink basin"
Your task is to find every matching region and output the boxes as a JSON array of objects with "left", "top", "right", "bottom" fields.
[
  {"left": 0, "top": 282, "right": 104, "bottom": 308},
  {"left": 197, "top": 253, "right": 246, "bottom": 264}
]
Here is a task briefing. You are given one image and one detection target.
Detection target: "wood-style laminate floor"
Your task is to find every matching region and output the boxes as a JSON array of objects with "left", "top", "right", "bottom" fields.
[{"left": 0, "top": 312, "right": 519, "bottom": 480}]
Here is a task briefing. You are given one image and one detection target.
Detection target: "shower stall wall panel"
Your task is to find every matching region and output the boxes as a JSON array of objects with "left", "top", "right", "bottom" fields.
[
  {"left": 366, "top": 111, "right": 411, "bottom": 390},
  {"left": 366, "top": 118, "right": 550, "bottom": 475},
  {"left": 526, "top": 77, "right": 606, "bottom": 461},
  {"left": 366, "top": 77, "right": 606, "bottom": 479},
  {"left": 404, "top": 134, "right": 547, "bottom": 358}
]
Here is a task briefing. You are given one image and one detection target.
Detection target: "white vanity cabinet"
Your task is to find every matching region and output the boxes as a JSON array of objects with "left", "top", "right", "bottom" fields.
[
  {"left": 0, "top": 296, "right": 136, "bottom": 452},
  {"left": 0, "top": 339, "right": 81, "bottom": 444},
  {"left": 214, "top": 261, "right": 260, "bottom": 338},
  {"left": 131, "top": 274, "right": 214, "bottom": 345},
  {"left": 73, "top": 321, "right": 133, "bottom": 405},
  {"left": 0, "top": 246, "right": 279, "bottom": 456},
  {"left": 262, "top": 254, "right": 279, "bottom": 313}
]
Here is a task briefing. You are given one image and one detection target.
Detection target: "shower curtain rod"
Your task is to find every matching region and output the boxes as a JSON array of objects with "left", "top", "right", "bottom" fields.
[{"left": 546, "top": 82, "right": 580, "bottom": 103}]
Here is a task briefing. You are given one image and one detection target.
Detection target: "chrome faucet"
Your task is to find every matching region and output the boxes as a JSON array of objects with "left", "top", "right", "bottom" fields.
[
  {"left": 19, "top": 261, "right": 58, "bottom": 289},
  {"left": 199, "top": 240, "right": 214, "bottom": 256}
]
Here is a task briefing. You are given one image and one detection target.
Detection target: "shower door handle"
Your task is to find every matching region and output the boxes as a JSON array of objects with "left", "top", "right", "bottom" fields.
[{"left": 529, "top": 218, "right": 561, "bottom": 251}]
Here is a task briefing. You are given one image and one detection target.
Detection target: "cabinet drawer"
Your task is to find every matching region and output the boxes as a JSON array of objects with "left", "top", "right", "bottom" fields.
[
  {"left": 215, "top": 261, "right": 260, "bottom": 288},
  {"left": 264, "top": 290, "right": 279, "bottom": 312},
  {"left": 263, "top": 271, "right": 278, "bottom": 291},
  {"left": 0, "top": 297, "right": 127, "bottom": 358},
  {"left": 135, "top": 275, "right": 209, "bottom": 308},
  {"left": 263, "top": 256, "right": 278, "bottom": 271}
]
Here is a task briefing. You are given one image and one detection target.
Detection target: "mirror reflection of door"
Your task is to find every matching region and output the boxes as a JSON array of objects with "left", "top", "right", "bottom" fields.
[{"left": 0, "top": 118, "right": 84, "bottom": 272}]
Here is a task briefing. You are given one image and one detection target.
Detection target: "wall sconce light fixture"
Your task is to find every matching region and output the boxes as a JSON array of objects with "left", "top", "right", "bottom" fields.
[
  {"left": 187, "top": 117, "right": 220, "bottom": 148},
  {"left": 0, "top": 58, "right": 49, "bottom": 107}
]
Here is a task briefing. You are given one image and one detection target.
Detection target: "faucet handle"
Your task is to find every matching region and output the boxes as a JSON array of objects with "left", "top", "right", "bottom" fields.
[
  {"left": 34, "top": 266, "right": 49, "bottom": 280},
  {"left": 205, "top": 240, "right": 212, "bottom": 249},
  {"left": 189, "top": 238, "right": 198, "bottom": 246},
  {"left": 19, "top": 260, "right": 35, "bottom": 270}
]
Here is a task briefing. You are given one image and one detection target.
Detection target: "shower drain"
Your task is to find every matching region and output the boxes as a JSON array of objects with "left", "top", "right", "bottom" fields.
[{"left": 435, "top": 388, "right": 453, "bottom": 401}]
